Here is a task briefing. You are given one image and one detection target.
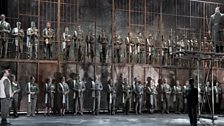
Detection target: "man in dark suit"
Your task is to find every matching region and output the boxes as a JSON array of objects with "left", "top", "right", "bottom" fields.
[
  {"left": 187, "top": 78, "right": 198, "bottom": 126},
  {"left": 209, "top": 7, "right": 224, "bottom": 53}
]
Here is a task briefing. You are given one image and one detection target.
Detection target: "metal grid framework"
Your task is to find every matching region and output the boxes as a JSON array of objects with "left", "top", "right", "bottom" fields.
[{"left": 0, "top": 0, "right": 224, "bottom": 82}]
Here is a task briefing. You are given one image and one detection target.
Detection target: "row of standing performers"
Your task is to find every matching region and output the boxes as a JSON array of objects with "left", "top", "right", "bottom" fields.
[
  {"left": 8, "top": 75, "right": 223, "bottom": 117},
  {"left": 0, "top": 14, "right": 214, "bottom": 64}
]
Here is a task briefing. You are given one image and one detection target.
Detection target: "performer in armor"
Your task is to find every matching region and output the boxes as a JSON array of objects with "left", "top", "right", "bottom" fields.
[
  {"left": 172, "top": 80, "right": 183, "bottom": 114},
  {"left": 73, "top": 25, "right": 85, "bottom": 62},
  {"left": 0, "top": 14, "right": 11, "bottom": 58},
  {"left": 42, "top": 21, "right": 55, "bottom": 59},
  {"left": 0, "top": 68, "right": 12, "bottom": 124},
  {"left": 161, "top": 78, "right": 171, "bottom": 114},
  {"left": 10, "top": 74, "right": 21, "bottom": 117},
  {"left": 62, "top": 26, "right": 72, "bottom": 60},
  {"left": 91, "top": 76, "right": 103, "bottom": 115},
  {"left": 98, "top": 30, "right": 109, "bottom": 63},
  {"left": 134, "top": 80, "right": 144, "bottom": 115},
  {"left": 146, "top": 33, "right": 153, "bottom": 64},
  {"left": 214, "top": 82, "right": 222, "bottom": 114},
  {"left": 26, "top": 76, "right": 39, "bottom": 117},
  {"left": 136, "top": 32, "right": 145, "bottom": 63},
  {"left": 113, "top": 32, "right": 123, "bottom": 63},
  {"left": 44, "top": 77, "right": 55, "bottom": 116},
  {"left": 107, "top": 79, "right": 116, "bottom": 115},
  {"left": 126, "top": 32, "right": 135, "bottom": 63},
  {"left": 12, "top": 21, "right": 24, "bottom": 59},
  {"left": 73, "top": 75, "right": 86, "bottom": 115},
  {"left": 122, "top": 78, "right": 132, "bottom": 115},
  {"left": 86, "top": 31, "right": 95, "bottom": 62},
  {"left": 209, "top": 7, "right": 224, "bottom": 53},
  {"left": 57, "top": 76, "right": 69, "bottom": 116},
  {"left": 27, "top": 21, "right": 39, "bottom": 59}
]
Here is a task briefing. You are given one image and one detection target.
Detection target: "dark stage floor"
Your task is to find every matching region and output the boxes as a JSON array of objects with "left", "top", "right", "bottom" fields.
[{"left": 4, "top": 114, "right": 224, "bottom": 126}]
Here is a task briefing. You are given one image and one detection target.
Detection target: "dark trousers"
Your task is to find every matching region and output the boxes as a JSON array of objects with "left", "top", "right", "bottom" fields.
[
  {"left": 108, "top": 98, "right": 116, "bottom": 115},
  {"left": 1, "top": 98, "right": 11, "bottom": 123},
  {"left": 12, "top": 97, "right": 19, "bottom": 116},
  {"left": 123, "top": 98, "right": 130, "bottom": 115},
  {"left": 188, "top": 105, "right": 197, "bottom": 126},
  {"left": 101, "top": 46, "right": 107, "bottom": 63},
  {"left": 44, "top": 43, "right": 53, "bottom": 59}
]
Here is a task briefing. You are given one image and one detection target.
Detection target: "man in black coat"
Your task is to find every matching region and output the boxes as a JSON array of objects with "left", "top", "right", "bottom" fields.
[
  {"left": 209, "top": 7, "right": 224, "bottom": 53},
  {"left": 187, "top": 78, "right": 198, "bottom": 126}
]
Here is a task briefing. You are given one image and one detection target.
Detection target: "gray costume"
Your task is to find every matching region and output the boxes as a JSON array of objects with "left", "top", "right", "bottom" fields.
[
  {"left": 172, "top": 85, "right": 183, "bottom": 113},
  {"left": 42, "top": 27, "right": 55, "bottom": 59},
  {"left": 107, "top": 83, "right": 116, "bottom": 115},
  {"left": 26, "top": 82, "right": 39, "bottom": 116},
  {"left": 0, "top": 76, "right": 13, "bottom": 124},
  {"left": 91, "top": 80, "right": 103, "bottom": 115},
  {"left": 134, "top": 82, "right": 144, "bottom": 115},
  {"left": 122, "top": 81, "right": 132, "bottom": 115},
  {"left": 161, "top": 82, "right": 171, "bottom": 114},
  {"left": 44, "top": 82, "right": 55, "bottom": 108},
  {"left": 73, "top": 79, "right": 86, "bottom": 115},
  {"left": 86, "top": 32, "right": 95, "bottom": 62},
  {"left": 11, "top": 81, "right": 21, "bottom": 117},
  {"left": 0, "top": 17, "right": 11, "bottom": 58}
]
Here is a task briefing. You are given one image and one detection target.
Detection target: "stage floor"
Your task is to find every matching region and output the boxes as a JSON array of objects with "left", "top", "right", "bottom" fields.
[{"left": 7, "top": 114, "right": 224, "bottom": 126}]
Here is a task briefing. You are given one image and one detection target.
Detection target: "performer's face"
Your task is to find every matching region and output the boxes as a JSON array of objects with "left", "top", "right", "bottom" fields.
[
  {"left": 31, "top": 22, "right": 35, "bottom": 27},
  {"left": 1, "top": 15, "right": 5, "bottom": 21},
  {"left": 215, "top": 7, "right": 220, "bottom": 14},
  {"left": 47, "top": 22, "right": 51, "bottom": 28}
]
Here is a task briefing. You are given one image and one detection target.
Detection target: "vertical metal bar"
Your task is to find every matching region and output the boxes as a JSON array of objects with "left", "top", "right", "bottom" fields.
[
  {"left": 57, "top": 0, "right": 61, "bottom": 72},
  {"left": 144, "top": 0, "right": 147, "bottom": 64},
  {"left": 111, "top": 0, "right": 115, "bottom": 83},
  {"left": 128, "top": 0, "right": 131, "bottom": 32},
  {"left": 211, "top": 60, "right": 214, "bottom": 123}
]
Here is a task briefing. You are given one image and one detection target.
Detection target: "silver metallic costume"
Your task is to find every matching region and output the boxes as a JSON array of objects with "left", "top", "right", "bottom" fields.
[
  {"left": 27, "top": 21, "right": 38, "bottom": 59},
  {"left": 0, "top": 14, "right": 11, "bottom": 58},
  {"left": 12, "top": 22, "right": 24, "bottom": 59},
  {"left": 62, "top": 27, "right": 72, "bottom": 60}
]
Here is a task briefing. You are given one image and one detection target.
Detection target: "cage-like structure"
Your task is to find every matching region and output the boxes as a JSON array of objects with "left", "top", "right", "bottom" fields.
[{"left": 0, "top": 0, "right": 223, "bottom": 115}]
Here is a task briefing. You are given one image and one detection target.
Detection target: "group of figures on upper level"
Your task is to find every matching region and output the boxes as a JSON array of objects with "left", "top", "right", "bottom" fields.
[{"left": 0, "top": 7, "right": 223, "bottom": 65}]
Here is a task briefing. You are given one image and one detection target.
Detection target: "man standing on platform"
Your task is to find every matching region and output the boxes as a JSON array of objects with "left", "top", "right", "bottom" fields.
[
  {"left": 42, "top": 21, "right": 55, "bottom": 59},
  {"left": 0, "top": 14, "right": 11, "bottom": 58},
  {"left": 12, "top": 21, "right": 25, "bottom": 59},
  {"left": 0, "top": 67, "right": 12, "bottom": 124},
  {"left": 187, "top": 78, "right": 198, "bottom": 126},
  {"left": 27, "top": 21, "right": 39, "bottom": 59},
  {"left": 162, "top": 78, "right": 171, "bottom": 114},
  {"left": 209, "top": 6, "right": 224, "bottom": 53},
  {"left": 107, "top": 79, "right": 116, "bottom": 115},
  {"left": 98, "top": 30, "right": 109, "bottom": 63}
]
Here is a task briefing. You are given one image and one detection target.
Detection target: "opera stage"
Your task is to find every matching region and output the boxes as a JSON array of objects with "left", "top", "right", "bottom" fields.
[{"left": 7, "top": 114, "right": 224, "bottom": 126}]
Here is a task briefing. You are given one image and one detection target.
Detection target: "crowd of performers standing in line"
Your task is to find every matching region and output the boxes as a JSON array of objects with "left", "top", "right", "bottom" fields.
[{"left": 0, "top": 69, "right": 223, "bottom": 118}]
